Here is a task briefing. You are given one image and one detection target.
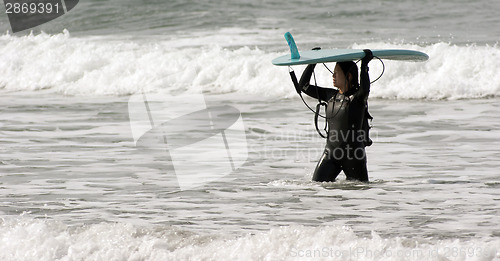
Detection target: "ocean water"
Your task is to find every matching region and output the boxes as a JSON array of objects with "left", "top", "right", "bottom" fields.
[{"left": 1, "top": 0, "right": 500, "bottom": 260}]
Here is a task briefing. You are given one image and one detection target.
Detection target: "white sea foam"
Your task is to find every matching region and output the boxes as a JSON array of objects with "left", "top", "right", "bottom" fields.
[
  {"left": 352, "top": 42, "right": 500, "bottom": 99},
  {"left": 1, "top": 31, "right": 499, "bottom": 99},
  {"left": 1, "top": 216, "right": 499, "bottom": 261}
]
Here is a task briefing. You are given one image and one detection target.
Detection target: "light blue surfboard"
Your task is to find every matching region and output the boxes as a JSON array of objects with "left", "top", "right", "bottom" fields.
[{"left": 272, "top": 32, "right": 429, "bottom": 66}]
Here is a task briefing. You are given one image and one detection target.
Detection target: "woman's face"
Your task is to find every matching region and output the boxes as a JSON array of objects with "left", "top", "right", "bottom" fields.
[{"left": 332, "top": 64, "right": 347, "bottom": 89}]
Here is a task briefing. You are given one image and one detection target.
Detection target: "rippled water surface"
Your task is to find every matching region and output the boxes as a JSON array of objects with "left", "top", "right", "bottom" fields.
[{"left": 1, "top": 93, "right": 498, "bottom": 241}]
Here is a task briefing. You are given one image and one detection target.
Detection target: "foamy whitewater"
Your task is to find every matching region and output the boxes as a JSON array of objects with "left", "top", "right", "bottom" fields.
[
  {"left": 1, "top": 31, "right": 499, "bottom": 99},
  {"left": 1, "top": 0, "right": 500, "bottom": 260}
]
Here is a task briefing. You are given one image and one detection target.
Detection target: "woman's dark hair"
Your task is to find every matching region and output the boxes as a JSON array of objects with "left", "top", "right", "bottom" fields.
[{"left": 338, "top": 61, "right": 359, "bottom": 89}]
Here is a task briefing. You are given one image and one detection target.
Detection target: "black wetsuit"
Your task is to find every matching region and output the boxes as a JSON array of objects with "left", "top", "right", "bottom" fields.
[{"left": 298, "top": 61, "right": 371, "bottom": 182}]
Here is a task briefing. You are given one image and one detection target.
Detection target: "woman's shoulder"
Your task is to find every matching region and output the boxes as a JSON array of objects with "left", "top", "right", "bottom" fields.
[
  {"left": 325, "top": 88, "right": 339, "bottom": 101},
  {"left": 343, "top": 87, "right": 367, "bottom": 103}
]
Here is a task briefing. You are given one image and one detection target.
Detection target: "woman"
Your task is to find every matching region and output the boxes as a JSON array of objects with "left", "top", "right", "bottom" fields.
[{"left": 297, "top": 49, "right": 373, "bottom": 182}]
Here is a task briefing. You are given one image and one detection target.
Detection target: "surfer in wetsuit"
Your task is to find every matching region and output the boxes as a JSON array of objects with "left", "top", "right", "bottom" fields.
[{"left": 297, "top": 49, "right": 373, "bottom": 182}]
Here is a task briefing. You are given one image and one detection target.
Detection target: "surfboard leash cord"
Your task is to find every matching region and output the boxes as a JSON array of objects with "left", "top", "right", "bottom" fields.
[
  {"left": 288, "top": 57, "right": 384, "bottom": 139},
  {"left": 322, "top": 56, "right": 386, "bottom": 85},
  {"left": 289, "top": 56, "right": 384, "bottom": 120}
]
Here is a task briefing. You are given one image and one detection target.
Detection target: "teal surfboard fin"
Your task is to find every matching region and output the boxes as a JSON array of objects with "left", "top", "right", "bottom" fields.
[{"left": 284, "top": 32, "right": 300, "bottom": 60}]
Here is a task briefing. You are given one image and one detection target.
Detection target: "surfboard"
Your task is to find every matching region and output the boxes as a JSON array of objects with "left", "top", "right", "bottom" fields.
[{"left": 272, "top": 32, "right": 429, "bottom": 66}]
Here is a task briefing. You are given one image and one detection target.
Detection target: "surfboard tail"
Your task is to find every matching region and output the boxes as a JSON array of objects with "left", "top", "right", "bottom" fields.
[{"left": 284, "top": 32, "right": 300, "bottom": 60}]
